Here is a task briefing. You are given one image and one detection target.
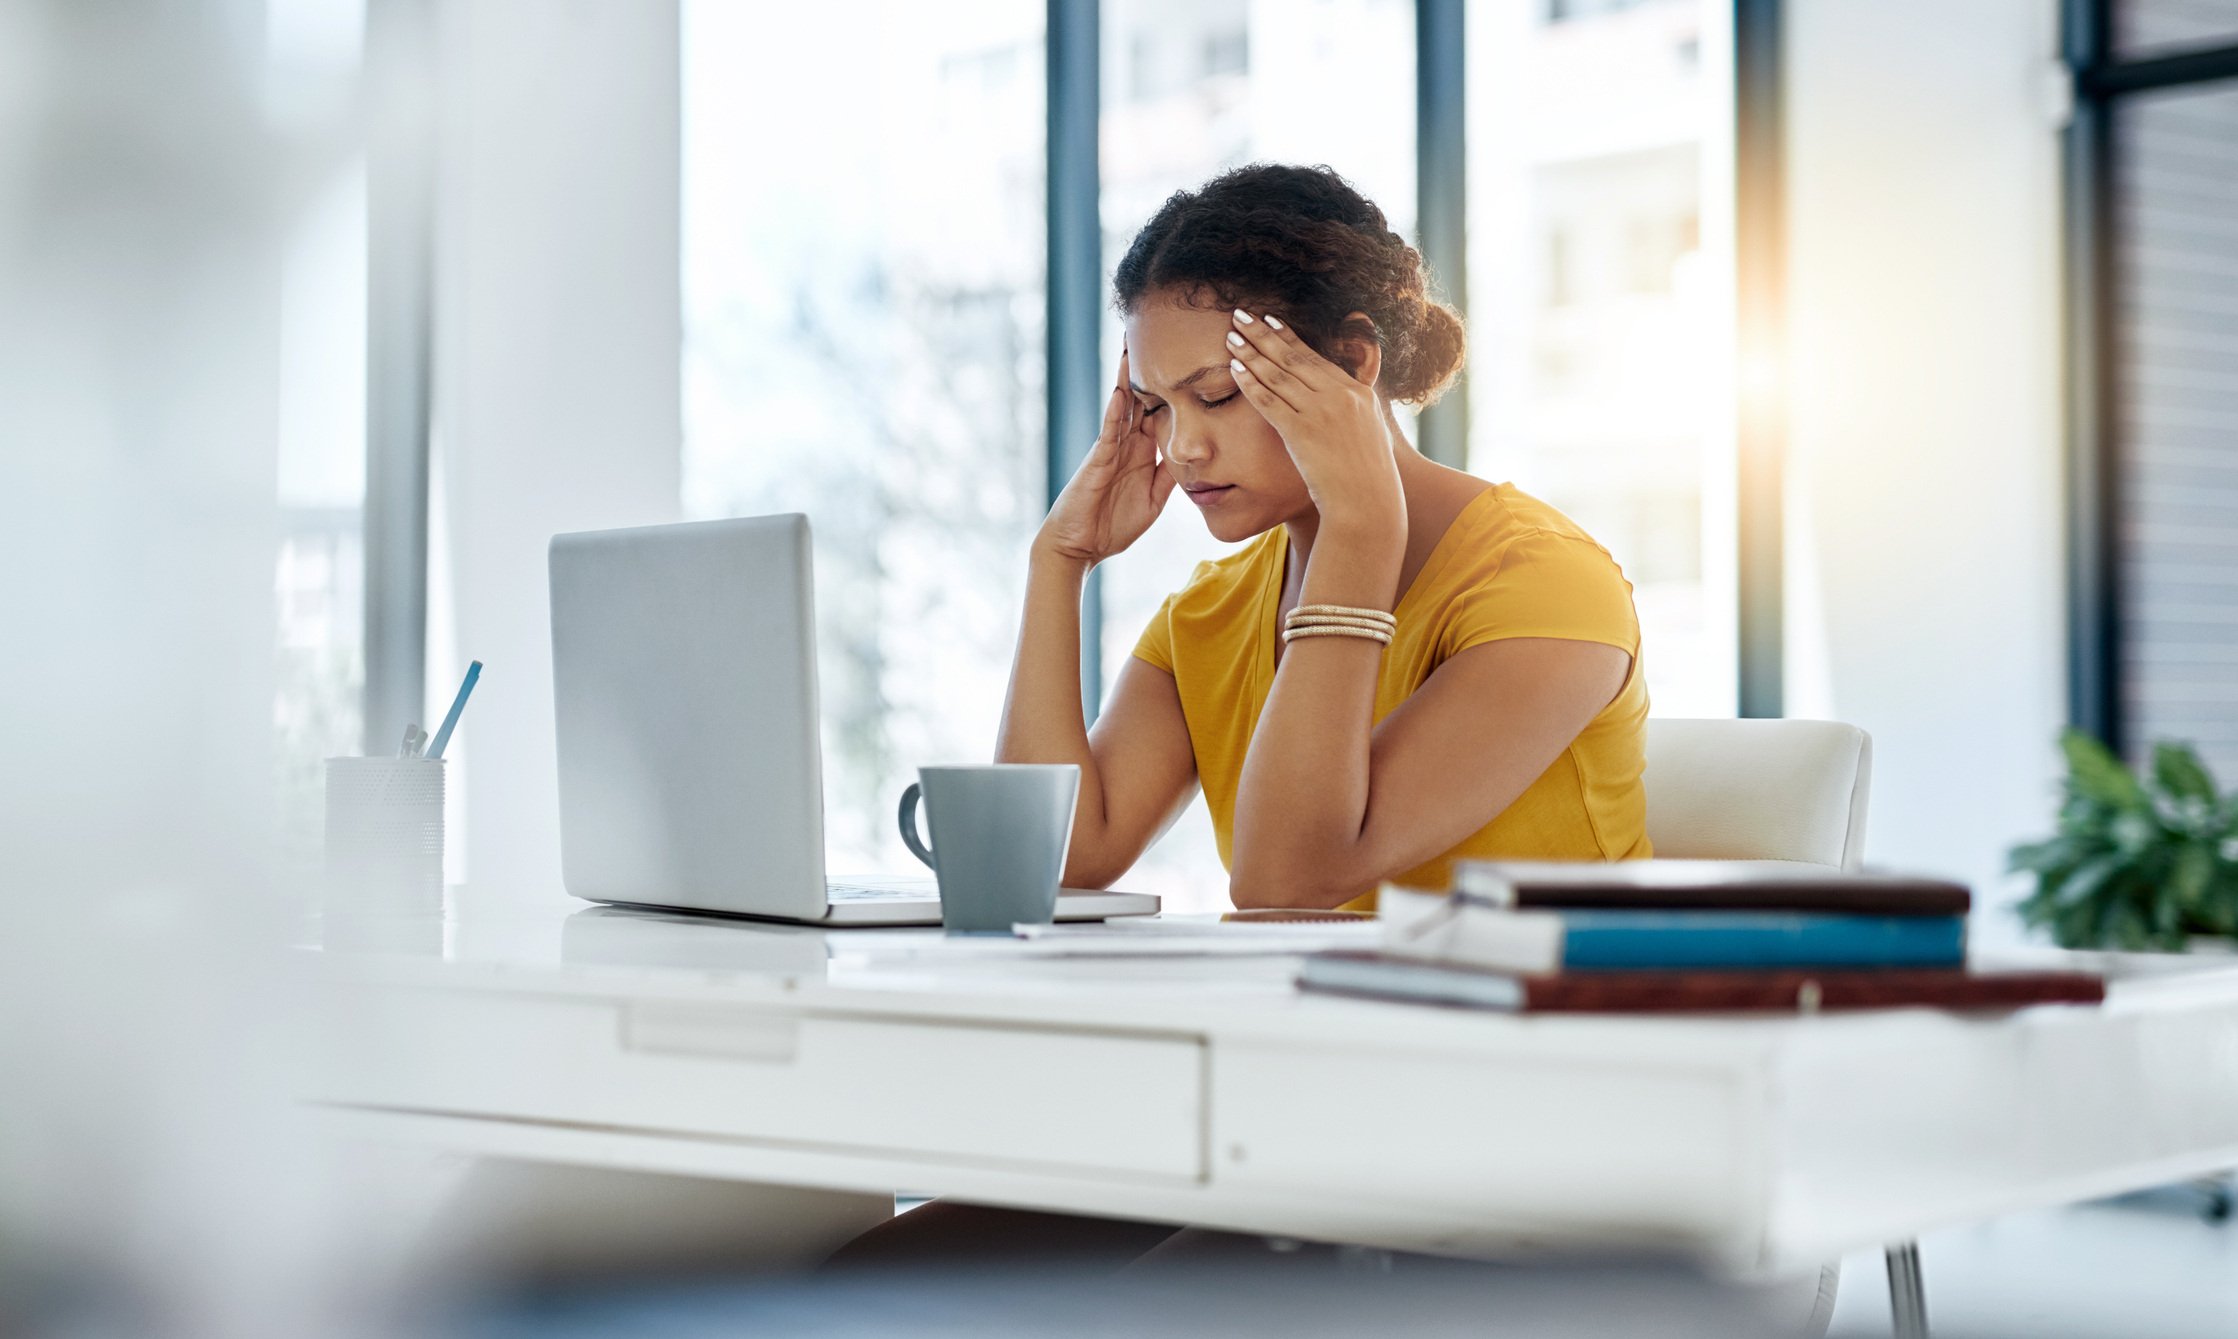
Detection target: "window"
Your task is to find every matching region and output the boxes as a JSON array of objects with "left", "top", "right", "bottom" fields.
[
  {"left": 269, "top": 0, "right": 369, "bottom": 873},
  {"left": 2112, "top": 80, "right": 2238, "bottom": 776},
  {"left": 1467, "top": 0, "right": 1738, "bottom": 717},
  {"left": 682, "top": 1, "right": 1047, "bottom": 874},
  {"left": 1097, "top": 0, "right": 1417, "bottom": 911},
  {"left": 2115, "top": 0, "right": 2238, "bottom": 59},
  {"left": 2069, "top": 4, "right": 2238, "bottom": 775}
]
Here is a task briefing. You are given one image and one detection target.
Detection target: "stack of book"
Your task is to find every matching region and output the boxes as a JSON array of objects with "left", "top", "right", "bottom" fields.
[{"left": 1297, "top": 861, "right": 2105, "bottom": 1014}]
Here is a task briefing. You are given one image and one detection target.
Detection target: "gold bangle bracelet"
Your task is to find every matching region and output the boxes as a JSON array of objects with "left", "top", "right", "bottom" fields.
[
  {"left": 1290, "top": 603, "right": 1395, "bottom": 626},
  {"left": 1285, "top": 615, "right": 1399, "bottom": 633},
  {"left": 1281, "top": 625, "right": 1391, "bottom": 645}
]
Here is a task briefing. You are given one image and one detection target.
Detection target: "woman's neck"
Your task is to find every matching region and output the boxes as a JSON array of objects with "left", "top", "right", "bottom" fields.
[{"left": 1282, "top": 437, "right": 1489, "bottom": 608}]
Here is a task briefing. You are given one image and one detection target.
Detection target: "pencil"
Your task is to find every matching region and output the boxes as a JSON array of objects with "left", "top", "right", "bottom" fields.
[{"left": 425, "top": 661, "right": 481, "bottom": 761}]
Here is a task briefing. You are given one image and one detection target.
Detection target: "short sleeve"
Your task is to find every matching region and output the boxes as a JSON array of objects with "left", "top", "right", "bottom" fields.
[
  {"left": 1442, "top": 530, "right": 1640, "bottom": 658},
  {"left": 1131, "top": 591, "right": 1179, "bottom": 673}
]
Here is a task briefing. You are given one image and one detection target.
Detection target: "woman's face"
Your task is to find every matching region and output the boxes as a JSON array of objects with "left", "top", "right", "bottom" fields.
[{"left": 1124, "top": 293, "right": 1313, "bottom": 544}]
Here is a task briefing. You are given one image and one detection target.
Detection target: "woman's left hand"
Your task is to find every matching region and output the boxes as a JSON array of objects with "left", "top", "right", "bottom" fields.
[{"left": 1225, "top": 308, "right": 1404, "bottom": 537}]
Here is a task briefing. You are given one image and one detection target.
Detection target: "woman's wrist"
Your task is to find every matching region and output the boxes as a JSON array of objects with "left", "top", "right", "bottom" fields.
[
  {"left": 1299, "top": 517, "right": 1406, "bottom": 610},
  {"left": 1315, "top": 509, "right": 1406, "bottom": 565},
  {"left": 1028, "top": 540, "right": 1097, "bottom": 583}
]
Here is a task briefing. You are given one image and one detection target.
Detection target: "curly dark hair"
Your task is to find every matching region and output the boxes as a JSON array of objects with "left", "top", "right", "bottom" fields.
[{"left": 1111, "top": 163, "right": 1466, "bottom": 406}]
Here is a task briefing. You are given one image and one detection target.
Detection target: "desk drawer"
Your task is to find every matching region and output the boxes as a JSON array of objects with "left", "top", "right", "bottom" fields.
[{"left": 314, "top": 988, "right": 1205, "bottom": 1181}]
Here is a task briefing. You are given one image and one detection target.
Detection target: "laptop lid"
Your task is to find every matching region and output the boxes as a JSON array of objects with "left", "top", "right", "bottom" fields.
[{"left": 549, "top": 514, "right": 828, "bottom": 918}]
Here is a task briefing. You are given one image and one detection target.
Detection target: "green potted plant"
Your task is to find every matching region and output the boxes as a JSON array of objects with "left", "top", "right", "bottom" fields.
[{"left": 2008, "top": 729, "right": 2238, "bottom": 951}]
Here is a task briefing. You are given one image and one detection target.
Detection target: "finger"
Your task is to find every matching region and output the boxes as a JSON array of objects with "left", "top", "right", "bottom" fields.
[
  {"left": 1118, "top": 410, "right": 1158, "bottom": 467},
  {"left": 1093, "top": 381, "right": 1132, "bottom": 456},
  {"left": 1229, "top": 356, "right": 1302, "bottom": 430},
  {"left": 1150, "top": 458, "right": 1179, "bottom": 511},
  {"left": 1225, "top": 328, "right": 1308, "bottom": 413},
  {"left": 1231, "top": 308, "right": 1340, "bottom": 391},
  {"left": 1115, "top": 345, "right": 1132, "bottom": 396}
]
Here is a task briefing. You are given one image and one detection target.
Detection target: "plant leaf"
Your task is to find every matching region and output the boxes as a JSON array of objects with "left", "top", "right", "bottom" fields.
[
  {"left": 2018, "top": 852, "right": 2126, "bottom": 944},
  {"left": 2151, "top": 740, "right": 2220, "bottom": 807},
  {"left": 2199, "top": 862, "right": 2238, "bottom": 937},
  {"left": 2111, "top": 810, "right": 2159, "bottom": 855},
  {"left": 2061, "top": 728, "right": 2146, "bottom": 812},
  {"left": 2007, "top": 837, "right": 2080, "bottom": 875},
  {"left": 2169, "top": 842, "right": 2213, "bottom": 914},
  {"left": 2052, "top": 898, "right": 2100, "bottom": 949}
]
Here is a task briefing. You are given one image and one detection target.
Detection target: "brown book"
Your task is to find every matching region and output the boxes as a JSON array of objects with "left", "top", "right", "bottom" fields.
[
  {"left": 1298, "top": 950, "right": 2104, "bottom": 1014},
  {"left": 1222, "top": 908, "right": 1375, "bottom": 924},
  {"left": 1453, "top": 859, "right": 1972, "bottom": 917}
]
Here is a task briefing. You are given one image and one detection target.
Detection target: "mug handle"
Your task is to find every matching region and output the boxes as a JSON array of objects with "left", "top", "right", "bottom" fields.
[{"left": 897, "top": 782, "right": 936, "bottom": 870}]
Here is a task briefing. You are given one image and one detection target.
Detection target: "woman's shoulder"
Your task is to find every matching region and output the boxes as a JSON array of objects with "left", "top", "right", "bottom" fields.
[
  {"left": 1446, "top": 483, "right": 1628, "bottom": 580},
  {"left": 1419, "top": 484, "right": 1639, "bottom": 647},
  {"left": 1465, "top": 482, "right": 1597, "bottom": 545}
]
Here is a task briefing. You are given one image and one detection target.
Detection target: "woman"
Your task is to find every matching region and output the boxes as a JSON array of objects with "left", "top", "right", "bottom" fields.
[
  {"left": 828, "top": 168, "right": 1697, "bottom": 1285},
  {"left": 998, "top": 163, "right": 1650, "bottom": 911}
]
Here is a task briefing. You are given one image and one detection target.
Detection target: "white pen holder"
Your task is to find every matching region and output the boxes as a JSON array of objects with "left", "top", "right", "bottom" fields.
[{"left": 324, "top": 756, "right": 445, "bottom": 912}]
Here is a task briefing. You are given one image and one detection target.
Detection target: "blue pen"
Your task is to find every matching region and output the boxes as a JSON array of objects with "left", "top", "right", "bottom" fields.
[{"left": 425, "top": 660, "right": 482, "bottom": 761}]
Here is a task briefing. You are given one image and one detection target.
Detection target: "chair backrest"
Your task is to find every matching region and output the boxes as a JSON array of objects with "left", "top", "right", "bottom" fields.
[{"left": 1642, "top": 719, "right": 1872, "bottom": 870}]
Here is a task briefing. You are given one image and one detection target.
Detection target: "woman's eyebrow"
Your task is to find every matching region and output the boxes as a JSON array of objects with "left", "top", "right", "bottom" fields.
[{"left": 1131, "top": 363, "right": 1229, "bottom": 395}]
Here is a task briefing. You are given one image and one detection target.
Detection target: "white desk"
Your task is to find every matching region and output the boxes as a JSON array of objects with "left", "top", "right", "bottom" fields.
[{"left": 304, "top": 895, "right": 2238, "bottom": 1301}]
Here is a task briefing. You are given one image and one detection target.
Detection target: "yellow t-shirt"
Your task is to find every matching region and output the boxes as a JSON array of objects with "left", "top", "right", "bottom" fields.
[{"left": 1132, "top": 483, "right": 1652, "bottom": 908}]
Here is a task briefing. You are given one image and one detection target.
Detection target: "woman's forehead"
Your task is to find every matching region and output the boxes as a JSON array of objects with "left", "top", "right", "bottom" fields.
[{"left": 1124, "top": 299, "right": 1236, "bottom": 392}]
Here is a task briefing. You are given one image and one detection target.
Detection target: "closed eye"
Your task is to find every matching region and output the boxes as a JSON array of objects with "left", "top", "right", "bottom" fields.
[{"left": 1136, "top": 393, "right": 1236, "bottom": 415}]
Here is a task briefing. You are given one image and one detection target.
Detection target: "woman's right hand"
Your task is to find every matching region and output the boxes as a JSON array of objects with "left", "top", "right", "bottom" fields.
[{"left": 1034, "top": 350, "right": 1176, "bottom": 568}]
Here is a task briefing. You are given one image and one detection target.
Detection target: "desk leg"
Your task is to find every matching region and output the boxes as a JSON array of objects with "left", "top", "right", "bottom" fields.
[{"left": 1885, "top": 1239, "right": 1929, "bottom": 1339}]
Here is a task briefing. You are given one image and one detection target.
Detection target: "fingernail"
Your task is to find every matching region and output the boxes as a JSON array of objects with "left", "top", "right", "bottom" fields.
[
  {"left": 1230, "top": 358, "right": 1246, "bottom": 374},
  {"left": 1233, "top": 309, "right": 1254, "bottom": 324},
  {"left": 1265, "top": 315, "right": 1284, "bottom": 330},
  {"left": 1226, "top": 330, "right": 1244, "bottom": 348}
]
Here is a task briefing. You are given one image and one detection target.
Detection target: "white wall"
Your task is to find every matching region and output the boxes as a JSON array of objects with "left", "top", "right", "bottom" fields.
[
  {"left": 435, "top": 0, "right": 682, "bottom": 898},
  {"left": 1783, "top": 0, "right": 2067, "bottom": 929}
]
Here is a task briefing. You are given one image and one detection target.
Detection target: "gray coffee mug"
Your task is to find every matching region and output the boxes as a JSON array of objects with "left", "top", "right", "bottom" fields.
[{"left": 897, "top": 764, "right": 1081, "bottom": 935}]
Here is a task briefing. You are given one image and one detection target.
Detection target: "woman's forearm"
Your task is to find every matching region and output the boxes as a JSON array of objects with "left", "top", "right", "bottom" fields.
[
  {"left": 1229, "top": 520, "right": 1406, "bottom": 907},
  {"left": 994, "top": 549, "right": 1115, "bottom": 871}
]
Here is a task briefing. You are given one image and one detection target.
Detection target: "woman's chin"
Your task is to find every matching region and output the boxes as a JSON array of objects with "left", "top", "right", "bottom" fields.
[
  {"left": 1195, "top": 501, "right": 1261, "bottom": 543},
  {"left": 1199, "top": 512, "right": 1253, "bottom": 543}
]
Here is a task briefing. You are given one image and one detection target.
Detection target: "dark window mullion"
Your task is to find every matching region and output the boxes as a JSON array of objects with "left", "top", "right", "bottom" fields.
[
  {"left": 1735, "top": 0, "right": 1786, "bottom": 719},
  {"left": 2082, "top": 41, "right": 2238, "bottom": 97},
  {"left": 2065, "top": 0, "right": 2122, "bottom": 748},
  {"left": 1048, "top": 0, "right": 1103, "bottom": 716},
  {"left": 1415, "top": 0, "right": 1468, "bottom": 469}
]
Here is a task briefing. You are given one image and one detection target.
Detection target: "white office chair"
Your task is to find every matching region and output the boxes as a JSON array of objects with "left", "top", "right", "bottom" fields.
[
  {"left": 1642, "top": 718, "right": 1873, "bottom": 871},
  {"left": 1641, "top": 717, "right": 1877, "bottom": 1338}
]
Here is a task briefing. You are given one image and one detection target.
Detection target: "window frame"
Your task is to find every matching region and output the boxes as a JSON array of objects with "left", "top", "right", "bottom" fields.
[{"left": 2062, "top": 0, "right": 2238, "bottom": 751}]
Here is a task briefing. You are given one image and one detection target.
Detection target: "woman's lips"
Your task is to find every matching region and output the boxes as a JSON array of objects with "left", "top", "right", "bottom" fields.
[{"left": 1185, "top": 485, "right": 1236, "bottom": 507}]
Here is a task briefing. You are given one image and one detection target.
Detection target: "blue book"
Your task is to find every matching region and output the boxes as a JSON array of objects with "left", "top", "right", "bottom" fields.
[{"left": 1556, "top": 910, "right": 1966, "bottom": 970}]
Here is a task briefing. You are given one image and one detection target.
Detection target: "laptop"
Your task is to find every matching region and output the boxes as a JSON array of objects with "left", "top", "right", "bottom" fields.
[{"left": 548, "top": 513, "right": 1160, "bottom": 926}]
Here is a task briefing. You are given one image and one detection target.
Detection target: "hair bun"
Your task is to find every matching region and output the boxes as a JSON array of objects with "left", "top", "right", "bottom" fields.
[{"left": 1389, "top": 296, "right": 1466, "bottom": 406}]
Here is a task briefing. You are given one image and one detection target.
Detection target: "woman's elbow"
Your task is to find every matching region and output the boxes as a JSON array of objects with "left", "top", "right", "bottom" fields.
[
  {"left": 1061, "top": 861, "right": 1119, "bottom": 891},
  {"left": 1227, "top": 858, "right": 1358, "bottom": 911},
  {"left": 1060, "top": 836, "right": 1130, "bottom": 890}
]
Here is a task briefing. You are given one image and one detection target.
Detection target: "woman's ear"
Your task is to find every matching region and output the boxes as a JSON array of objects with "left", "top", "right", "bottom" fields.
[{"left": 1335, "top": 310, "right": 1383, "bottom": 390}]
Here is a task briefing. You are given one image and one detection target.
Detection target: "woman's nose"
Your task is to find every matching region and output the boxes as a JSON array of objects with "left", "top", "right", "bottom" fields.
[{"left": 1164, "top": 425, "right": 1212, "bottom": 466}]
